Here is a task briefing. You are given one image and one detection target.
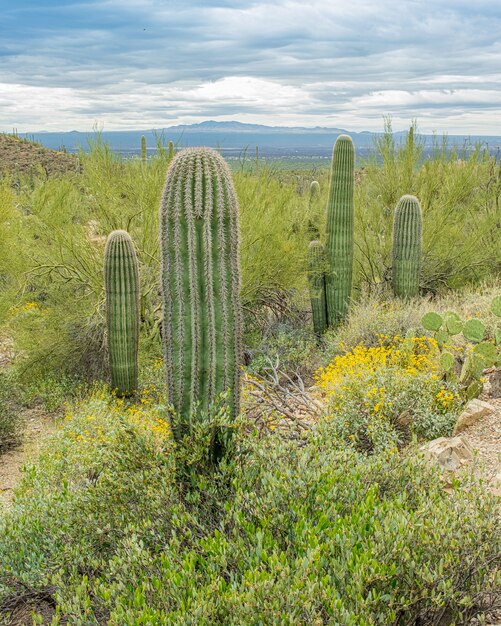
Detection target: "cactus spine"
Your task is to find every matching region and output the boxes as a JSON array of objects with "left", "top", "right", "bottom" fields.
[
  {"left": 141, "top": 135, "right": 147, "bottom": 163},
  {"left": 307, "top": 240, "right": 328, "bottom": 335},
  {"left": 159, "top": 147, "right": 242, "bottom": 436},
  {"left": 325, "top": 135, "right": 355, "bottom": 327},
  {"left": 104, "top": 230, "right": 140, "bottom": 397},
  {"left": 392, "top": 194, "right": 422, "bottom": 298}
]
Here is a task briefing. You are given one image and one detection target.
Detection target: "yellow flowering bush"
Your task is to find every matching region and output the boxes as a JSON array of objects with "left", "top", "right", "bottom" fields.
[{"left": 316, "top": 335, "right": 463, "bottom": 451}]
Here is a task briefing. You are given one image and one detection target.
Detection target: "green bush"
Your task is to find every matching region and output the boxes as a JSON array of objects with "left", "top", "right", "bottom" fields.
[
  {"left": 0, "top": 371, "right": 22, "bottom": 454},
  {"left": 316, "top": 337, "right": 463, "bottom": 451},
  {"left": 354, "top": 119, "right": 501, "bottom": 293},
  {"left": 0, "top": 391, "right": 499, "bottom": 624}
]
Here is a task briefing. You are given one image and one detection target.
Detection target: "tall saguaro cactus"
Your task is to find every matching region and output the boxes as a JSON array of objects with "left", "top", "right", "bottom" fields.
[
  {"left": 325, "top": 134, "right": 355, "bottom": 327},
  {"left": 140, "top": 135, "right": 147, "bottom": 163},
  {"left": 159, "top": 147, "right": 243, "bottom": 436},
  {"left": 104, "top": 230, "right": 140, "bottom": 397},
  {"left": 307, "top": 240, "right": 328, "bottom": 335},
  {"left": 392, "top": 195, "right": 422, "bottom": 298}
]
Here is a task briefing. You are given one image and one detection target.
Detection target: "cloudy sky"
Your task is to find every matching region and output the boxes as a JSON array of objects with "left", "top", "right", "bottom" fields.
[{"left": 1, "top": 0, "right": 500, "bottom": 133}]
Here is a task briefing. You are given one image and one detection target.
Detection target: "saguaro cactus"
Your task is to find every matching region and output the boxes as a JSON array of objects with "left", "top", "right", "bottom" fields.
[
  {"left": 104, "top": 230, "right": 140, "bottom": 397},
  {"left": 141, "top": 135, "right": 147, "bottom": 163},
  {"left": 159, "top": 147, "right": 242, "bottom": 435},
  {"left": 307, "top": 240, "right": 328, "bottom": 335},
  {"left": 168, "top": 140, "right": 175, "bottom": 161},
  {"left": 325, "top": 134, "right": 355, "bottom": 327},
  {"left": 392, "top": 194, "right": 422, "bottom": 298}
]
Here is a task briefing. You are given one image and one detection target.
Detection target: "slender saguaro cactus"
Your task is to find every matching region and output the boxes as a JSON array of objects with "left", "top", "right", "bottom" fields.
[
  {"left": 104, "top": 230, "right": 140, "bottom": 397},
  {"left": 168, "top": 141, "right": 175, "bottom": 161},
  {"left": 325, "top": 134, "right": 355, "bottom": 327},
  {"left": 307, "top": 240, "right": 328, "bottom": 335},
  {"left": 159, "top": 147, "right": 243, "bottom": 436},
  {"left": 141, "top": 135, "right": 147, "bottom": 163},
  {"left": 392, "top": 194, "right": 422, "bottom": 298}
]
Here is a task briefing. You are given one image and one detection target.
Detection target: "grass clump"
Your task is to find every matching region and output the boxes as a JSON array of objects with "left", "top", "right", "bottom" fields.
[{"left": 0, "top": 389, "right": 499, "bottom": 625}]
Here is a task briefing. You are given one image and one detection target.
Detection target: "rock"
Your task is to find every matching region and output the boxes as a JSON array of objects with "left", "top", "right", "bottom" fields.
[
  {"left": 423, "top": 436, "right": 474, "bottom": 472},
  {"left": 453, "top": 399, "right": 495, "bottom": 435}
]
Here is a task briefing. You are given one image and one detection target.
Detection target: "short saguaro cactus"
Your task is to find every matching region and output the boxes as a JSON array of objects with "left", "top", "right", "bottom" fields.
[
  {"left": 104, "top": 230, "right": 140, "bottom": 397},
  {"left": 392, "top": 194, "right": 422, "bottom": 298}
]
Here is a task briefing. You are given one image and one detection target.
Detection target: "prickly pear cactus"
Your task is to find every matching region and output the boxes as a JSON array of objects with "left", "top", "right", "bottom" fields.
[
  {"left": 159, "top": 147, "right": 243, "bottom": 435},
  {"left": 307, "top": 240, "right": 328, "bottom": 336},
  {"left": 392, "top": 195, "right": 422, "bottom": 298},
  {"left": 104, "top": 230, "right": 140, "bottom": 397},
  {"left": 325, "top": 135, "right": 355, "bottom": 327}
]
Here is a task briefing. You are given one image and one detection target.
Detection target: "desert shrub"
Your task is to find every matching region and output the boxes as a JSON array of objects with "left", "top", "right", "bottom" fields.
[
  {"left": 316, "top": 336, "right": 463, "bottom": 451},
  {"left": 247, "top": 322, "right": 320, "bottom": 380},
  {"left": 0, "top": 392, "right": 499, "bottom": 624},
  {"left": 354, "top": 120, "right": 501, "bottom": 293},
  {"left": 328, "top": 283, "right": 501, "bottom": 357},
  {"left": 1, "top": 142, "right": 315, "bottom": 382},
  {"left": 0, "top": 371, "right": 22, "bottom": 454}
]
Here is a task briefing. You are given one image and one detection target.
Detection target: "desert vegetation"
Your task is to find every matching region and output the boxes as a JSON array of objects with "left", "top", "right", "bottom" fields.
[{"left": 0, "top": 124, "right": 500, "bottom": 625}]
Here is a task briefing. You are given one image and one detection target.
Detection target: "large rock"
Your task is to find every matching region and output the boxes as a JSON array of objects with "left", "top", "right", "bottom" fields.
[
  {"left": 423, "top": 436, "right": 474, "bottom": 472},
  {"left": 453, "top": 399, "right": 495, "bottom": 435}
]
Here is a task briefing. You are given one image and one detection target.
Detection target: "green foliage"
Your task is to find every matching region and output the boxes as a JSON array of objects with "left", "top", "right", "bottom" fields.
[
  {"left": 325, "top": 135, "right": 355, "bottom": 327},
  {"left": 0, "top": 139, "right": 315, "bottom": 382},
  {"left": 392, "top": 194, "right": 422, "bottom": 298},
  {"left": 159, "top": 148, "right": 243, "bottom": 447},
  {"left": 355, "top": 119, "right": 501, "bottom": 292},
  {"left": 0, "top": 370, "right": 22, "bottom": 454},
  {"left": 104, "top": 230, "right": 140, "bottom": 397},
  {"left": 140, "top": 135, "right": 147, "bottom": 163},
  {"left": 0, "top": 392, "right": 499, "bottom": 624},
  {"left": 307, "top": 240, "right": 328, "bottom": 335}
]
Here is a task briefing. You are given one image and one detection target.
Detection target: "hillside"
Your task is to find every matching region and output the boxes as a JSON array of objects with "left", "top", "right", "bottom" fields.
[{"left": 0, "top": 133, "right": 79, "bottom": 178}]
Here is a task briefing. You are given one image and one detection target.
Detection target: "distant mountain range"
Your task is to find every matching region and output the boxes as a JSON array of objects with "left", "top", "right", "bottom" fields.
[{"left": 12, "top": 120, "right": 501, "bottom": 158}]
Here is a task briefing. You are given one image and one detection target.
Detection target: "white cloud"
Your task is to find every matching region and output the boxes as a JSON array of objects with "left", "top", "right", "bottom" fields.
[{"left": 1, "top": 0, "right": 500, "bottom": 132}]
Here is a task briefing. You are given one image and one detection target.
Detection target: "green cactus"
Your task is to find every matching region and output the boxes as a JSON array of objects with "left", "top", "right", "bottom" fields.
[
  {"left": 307, "top": 240, "right": 328, "bottom": 336},
  {"left": 141, "top": 135, "right": 147, "bottom": 163},
  {"left": 325, "top": 135, "right": 355, "bottom": 328},
  {"left": 310, "top": 180, "right": 320, "bottom": 199},
  {"left": 168, "top": 140, "right": 175, "bottom": 161},
  {"left": 104, "top": 230, "right": 140, "bottom": 397},
  {"left": 159, "top": 147, "right": 243, "bottom": 439},
  {"left": 392, "top": 195, "right": 422, "bottom": 298}
]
